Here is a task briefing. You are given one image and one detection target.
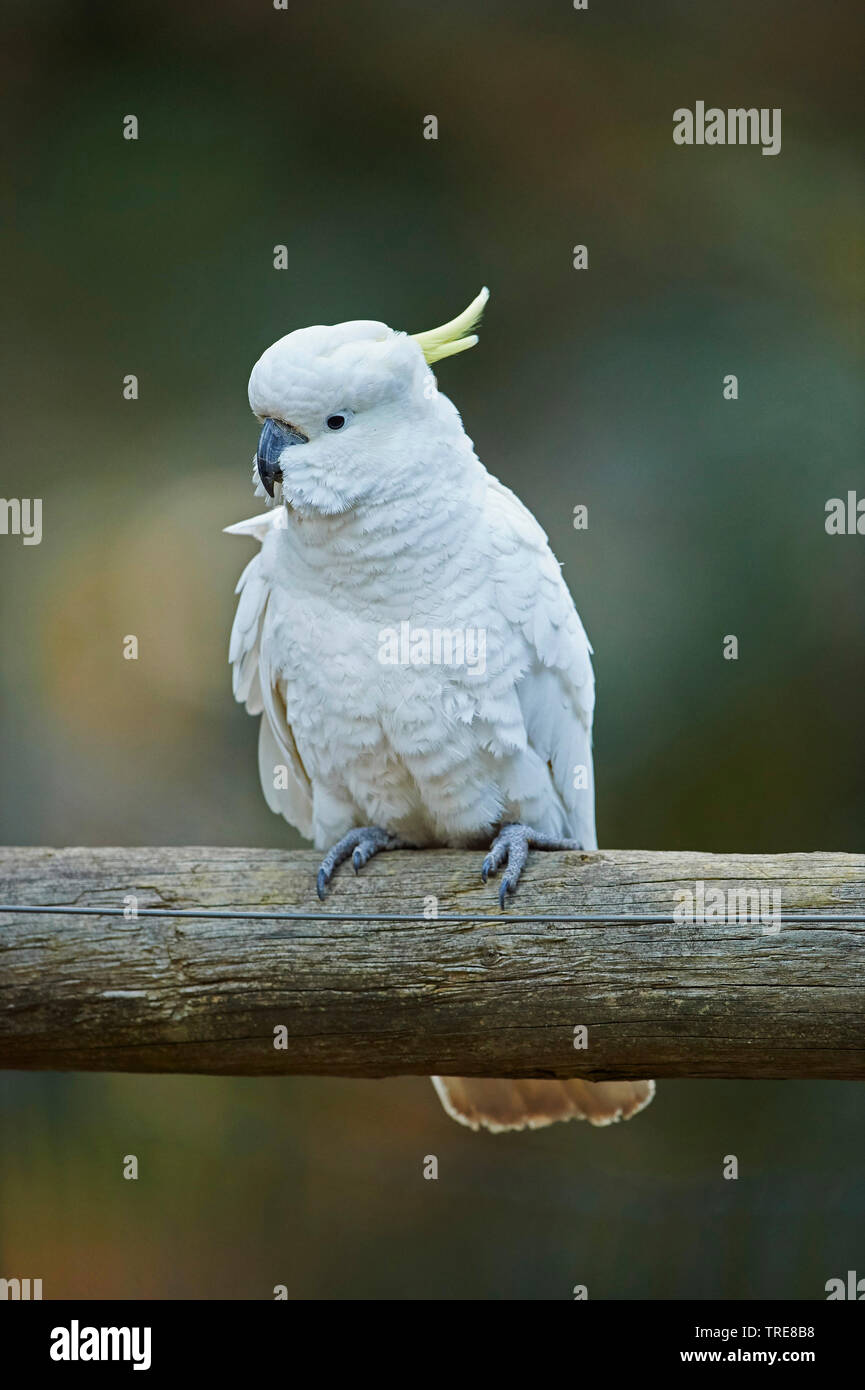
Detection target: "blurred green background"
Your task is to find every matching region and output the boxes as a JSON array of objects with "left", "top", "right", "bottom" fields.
[{"left": 1, "top": 0, "right": 863, "bottom": 1299}]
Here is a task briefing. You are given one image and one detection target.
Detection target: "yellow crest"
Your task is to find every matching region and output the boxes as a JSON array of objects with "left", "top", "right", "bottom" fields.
[{"left": 411, "top": 287, "right": 489, "bottom": 364}]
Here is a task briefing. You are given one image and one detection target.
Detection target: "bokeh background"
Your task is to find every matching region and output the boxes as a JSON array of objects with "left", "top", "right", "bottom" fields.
[{"left": 1, "top": 0, "right": 863, "bottom": 1299}]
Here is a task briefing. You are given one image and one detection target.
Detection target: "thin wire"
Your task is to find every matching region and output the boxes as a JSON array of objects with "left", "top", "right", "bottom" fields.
[{"left": 0, "top": 905, "right": 863, "bottom": 924}]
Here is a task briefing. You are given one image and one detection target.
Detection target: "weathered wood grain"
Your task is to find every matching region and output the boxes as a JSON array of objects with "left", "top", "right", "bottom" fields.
[{"left": 0, "top": 846, "right": 863, "bottom": 1079}]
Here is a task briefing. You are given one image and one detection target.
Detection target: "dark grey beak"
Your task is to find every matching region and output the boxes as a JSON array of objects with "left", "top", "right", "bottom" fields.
[{"left": 256, "top": 418, "right": 308, "bottom": 497}]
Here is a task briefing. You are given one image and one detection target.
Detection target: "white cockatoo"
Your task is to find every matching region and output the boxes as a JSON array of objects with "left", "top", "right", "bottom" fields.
[{"left": 227, "top": 289, "right": 654, "bottom": 1132}]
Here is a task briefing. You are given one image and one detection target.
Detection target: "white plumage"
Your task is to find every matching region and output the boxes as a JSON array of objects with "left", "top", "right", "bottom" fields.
[{"left": 227, "top": 290, "right": 654, "bottom": 1132}]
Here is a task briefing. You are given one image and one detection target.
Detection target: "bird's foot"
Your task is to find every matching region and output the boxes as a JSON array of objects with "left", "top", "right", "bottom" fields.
[
  {"left": 316, "top": 826, "right": 409, "bottom": 900},
  {"left": 481, "top": 823, "right": 583, "bottom": 909}
]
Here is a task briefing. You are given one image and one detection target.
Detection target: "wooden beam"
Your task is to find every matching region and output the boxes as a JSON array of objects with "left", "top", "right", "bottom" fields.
[{"left": 0, "top": 846, "right": 863, "bottom": 1079}]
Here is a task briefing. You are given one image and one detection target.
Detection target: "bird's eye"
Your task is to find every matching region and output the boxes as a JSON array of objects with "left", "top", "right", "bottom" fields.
[{"left": 326, "top": 414, "right": 346, "bottom": 430}]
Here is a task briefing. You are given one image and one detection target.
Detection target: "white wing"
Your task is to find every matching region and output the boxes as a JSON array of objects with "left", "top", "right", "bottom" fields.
[
  {"left": 226, "top": 514, "right": 314, "bottom": 839},
  {"left": 485, "top": 476, "right": 597, "bottom": 849}
]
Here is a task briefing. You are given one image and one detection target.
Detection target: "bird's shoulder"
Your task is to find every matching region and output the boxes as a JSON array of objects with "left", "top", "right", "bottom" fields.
[{"left": 480, "top": 472, "right": 593, "bottom": 688}]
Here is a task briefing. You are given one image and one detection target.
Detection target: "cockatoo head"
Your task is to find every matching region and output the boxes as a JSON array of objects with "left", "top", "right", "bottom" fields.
[{"left": 247, "top": 288, "right": 488, "bottom": 515}]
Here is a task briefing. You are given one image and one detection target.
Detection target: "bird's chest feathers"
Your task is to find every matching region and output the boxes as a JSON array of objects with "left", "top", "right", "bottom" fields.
[{"left": 267, "top": 595, "right": 490, "bottom": 746}]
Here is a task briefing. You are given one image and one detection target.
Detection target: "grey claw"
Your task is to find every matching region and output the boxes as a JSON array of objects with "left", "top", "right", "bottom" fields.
[
  {"left": 482, "top": 822, "right": 582, "bottom": 906},
  {"left": 315, "top": 825, "right": 410, "bottom": 896}
]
